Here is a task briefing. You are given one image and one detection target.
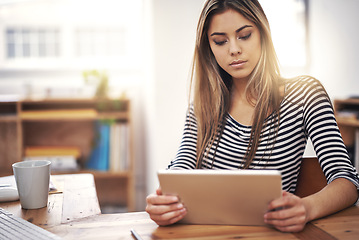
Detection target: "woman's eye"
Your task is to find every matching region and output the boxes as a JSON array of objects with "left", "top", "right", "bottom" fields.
[
  {"left": 239, "top": 33, "right": 251, "bottom": 40},
  {"left": 214, "top": 40, "right": 227, "bottom": 46}
]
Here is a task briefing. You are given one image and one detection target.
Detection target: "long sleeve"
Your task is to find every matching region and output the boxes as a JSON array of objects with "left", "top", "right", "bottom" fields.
[
  {"left": 168, "top": 106, "right": 198, "bottom": 169},
  {"left": 301, "top": 78, "right": 359, "bottom": 190}
]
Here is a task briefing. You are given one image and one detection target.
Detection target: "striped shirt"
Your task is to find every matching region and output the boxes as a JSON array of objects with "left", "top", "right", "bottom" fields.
[{"left": 168, "top": 76, "right": 359, "bottom": 194}]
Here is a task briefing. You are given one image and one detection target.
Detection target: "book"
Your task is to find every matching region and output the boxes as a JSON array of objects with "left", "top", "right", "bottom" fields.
[
  {"left": 20, "top": 109, "right": 97, "bottom": 120},
  {"left": 87, "top": 121, "right": 130, "bottom": 172},
  {"left": 87, "top": 121, "right": 110, "bottom": 171},
  {"left": 109, "top": 123, "right": 129, "bottom": 172},
  {"left": 109, "top": 123, "right": 121, "bottom": 172},
  {"left": 25, "top": 146, "right": 81, "bottom": 159},
  {"left": 120, "top": 123, "right": 130, "bottom": 170},
  {"left": 24, "top": 155, "right": 78, "bottom": 172}
]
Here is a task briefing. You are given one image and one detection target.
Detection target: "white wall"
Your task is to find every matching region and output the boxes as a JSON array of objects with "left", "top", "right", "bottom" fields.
[
  {"left": 145, "top": 0, "right": 204, "bottom": 195},
  {"left": 308, "top": 0, "right": 359, "bottom": 99}
]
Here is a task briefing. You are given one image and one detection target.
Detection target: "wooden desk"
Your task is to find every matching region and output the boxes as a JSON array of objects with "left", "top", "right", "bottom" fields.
[
  {"left": 1, "top": 174, "right": 358, "bottom": 239},
  {"left": 44, "top": 205, "right": 359, "bottom": 240},
  {"left": 0, "top": 174, "right": 101, "bottom": 227}
]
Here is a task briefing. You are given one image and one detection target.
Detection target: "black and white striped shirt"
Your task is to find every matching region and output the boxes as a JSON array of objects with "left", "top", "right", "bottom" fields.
[{"left": 169, "top": 76, "right": 359, "bottom": 194}]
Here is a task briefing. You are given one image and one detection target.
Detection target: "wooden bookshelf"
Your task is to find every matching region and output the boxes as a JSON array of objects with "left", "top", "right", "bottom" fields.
[
  {"left": 334, "top": 98, "right": 359, "bottom": 172},
  {"left": 0, "top": 98, "right": 135, "bottom": 212},
  {"left": 334, "top": 98, "right": 359, "bottom": 146}
]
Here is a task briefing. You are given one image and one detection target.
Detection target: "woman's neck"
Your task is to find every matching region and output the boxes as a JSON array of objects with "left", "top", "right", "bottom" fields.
[{"left": 229, "top": 78, "right": 256, "bottom": 126}]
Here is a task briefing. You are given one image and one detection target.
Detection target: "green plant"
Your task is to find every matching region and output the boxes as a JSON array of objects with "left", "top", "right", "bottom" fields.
[{"left": 83, "top": 70, "right": 109, "bottom": 98}]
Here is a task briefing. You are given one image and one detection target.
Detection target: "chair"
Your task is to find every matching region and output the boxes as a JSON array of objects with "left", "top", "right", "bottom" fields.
[{"left": 294, "top": 157, "right": 327, "bottom": 198}]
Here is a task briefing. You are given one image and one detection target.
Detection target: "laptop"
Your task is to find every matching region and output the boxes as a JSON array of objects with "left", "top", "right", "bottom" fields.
[{"left": 157, "top": 169, "right": 282, "bottom": 226}]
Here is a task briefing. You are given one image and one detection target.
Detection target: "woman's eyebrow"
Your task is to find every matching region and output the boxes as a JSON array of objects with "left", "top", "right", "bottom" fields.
[{"left": 210, "top": 25, "right": 253, "bottom": 36}]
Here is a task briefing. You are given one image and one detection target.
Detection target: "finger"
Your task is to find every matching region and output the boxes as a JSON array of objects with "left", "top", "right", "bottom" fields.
[
  {"left": 275, "top": 223, "right": 306, "bottom": 233},
  {"left": 150, "top": 207, "right": 187, "bottom": 226},
  {"left": 146, "top": 194, "right": 179, "bottom": 205},
  {"left": 265, "top": 202, "right": 305, "bottom": 221},
  {"left": 146, "top": 202, "right": 185, "bottom": 215},
  {"left": 267, "top": 193, "right": 298, "bottom": 211},
  {"left": 265, "top": 211, "right": 306, "bottom": 226},
  {"left": 156, "top": 187, "right": 162, "bottom": 195},
  {"left": 264, "top": 205, "right": 307, "bottom": 232},
  {"left": 164, "top": 209, "right": 187, "bottom": 225}
]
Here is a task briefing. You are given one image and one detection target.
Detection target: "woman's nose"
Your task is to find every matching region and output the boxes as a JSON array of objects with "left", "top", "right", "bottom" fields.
[{"left": 229, "top": 41, "right": 242, "bottom": 55}]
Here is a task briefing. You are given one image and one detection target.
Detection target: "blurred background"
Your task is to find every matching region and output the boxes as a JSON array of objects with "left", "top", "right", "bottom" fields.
[{"left": 0, "top": 0, "right": 358, "bottom": 211}]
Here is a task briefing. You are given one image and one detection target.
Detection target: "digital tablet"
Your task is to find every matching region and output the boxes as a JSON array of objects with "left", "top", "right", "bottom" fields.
[{"left": 157, "top": 169, "right": 282, "bottom": 226}]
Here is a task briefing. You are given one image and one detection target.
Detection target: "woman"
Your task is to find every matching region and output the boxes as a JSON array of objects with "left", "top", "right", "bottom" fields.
[{"left": 146, "top": 0, "right": 359, "bottom": 232}]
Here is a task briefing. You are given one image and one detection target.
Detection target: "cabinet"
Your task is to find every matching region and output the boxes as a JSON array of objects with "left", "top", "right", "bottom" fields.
[
  {"left": 0, "top": 98, "right": 134, "bottom": 211},
  {"left": 334, "top": 98, "right": 359, "bottom": 170}
]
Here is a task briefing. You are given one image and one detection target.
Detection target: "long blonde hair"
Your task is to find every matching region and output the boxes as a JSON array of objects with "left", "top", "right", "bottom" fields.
[{"left": 190, "top": 0, "right": 283, "bottom": 169}]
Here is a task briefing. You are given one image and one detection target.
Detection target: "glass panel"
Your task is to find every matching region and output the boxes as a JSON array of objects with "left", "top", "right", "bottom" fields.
[
  {"left": 5, "top": 27, "right": 60, "bottom": 59},
  {"left": 259, "top": 0, "right": 307, "bottom": 68},
  {"left": 22, "top": 29, "right": 30, "bottom": 57},
  {"left": 6, "top": 29, "right": 15, "bottom": 58},
  {"left": 38, "top": 29, "right": 46, "bottom": 57},
  {"left": 75, "top": 28, "right": 127, "bottom": 57}
]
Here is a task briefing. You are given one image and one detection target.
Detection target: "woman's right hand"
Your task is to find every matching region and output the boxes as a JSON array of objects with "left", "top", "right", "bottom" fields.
[{"left": 145, "top": 188, "right": 187, "bottom": 226}]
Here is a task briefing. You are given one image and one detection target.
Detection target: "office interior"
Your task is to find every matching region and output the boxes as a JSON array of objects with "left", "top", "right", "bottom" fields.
[{"left": 0, "top": 0, "right": 358, "bottom": 212}]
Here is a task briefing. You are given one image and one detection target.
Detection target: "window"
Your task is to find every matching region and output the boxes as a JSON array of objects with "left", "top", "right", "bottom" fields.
[
  {"left": 75, "top": 28, "right": 127, "bottom": 57},
  {"left": 259, "top": 0, "right": 308, "bottom": 75},
  {"left": 6, "top": 27, "right": 60, "bottom": 58},
  {"left": 0, "top": 0, "right": 144, "bottom": 72}
]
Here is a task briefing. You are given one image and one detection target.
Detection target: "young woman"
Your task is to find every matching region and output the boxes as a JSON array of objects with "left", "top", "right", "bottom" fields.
[{"left": 146, "top": 0, "right": 359, "bottom": 232}]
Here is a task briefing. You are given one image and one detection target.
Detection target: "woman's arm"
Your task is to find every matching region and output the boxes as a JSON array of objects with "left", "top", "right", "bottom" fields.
[
  {"left": 264, "top": 77, "right": 357, "bottom": 232},
  {"left": 303, "top": 178, "right": 358, "bottom": 222},
  {"left": 264, "top": 178, "right": 358, "bottom": 232}
]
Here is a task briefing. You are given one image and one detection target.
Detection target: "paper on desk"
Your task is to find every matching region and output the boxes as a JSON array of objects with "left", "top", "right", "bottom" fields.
[
  {"left": 49, "top": 177, "right": 63, "bottom": 194},
  {"left": 0, "top": 175, "right": 62, "bottom": 194}
]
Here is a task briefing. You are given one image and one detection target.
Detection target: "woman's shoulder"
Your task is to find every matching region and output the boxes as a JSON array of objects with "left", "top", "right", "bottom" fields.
[
  {"left": 283, "top": 75, "right": 327, "bottom": 97},
  {"left": 186, "top": 103, "right": 198, "bottom": 122},
  {"left": 284, "top": 75, "right": 322, "bottom": 88}
]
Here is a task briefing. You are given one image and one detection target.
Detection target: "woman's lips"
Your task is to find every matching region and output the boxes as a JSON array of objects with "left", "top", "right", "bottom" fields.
[{"left": 230, "top": 60, "right": 247, "bottom": 68}]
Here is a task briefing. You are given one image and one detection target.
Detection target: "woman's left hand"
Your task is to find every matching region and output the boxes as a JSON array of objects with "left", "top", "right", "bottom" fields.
[{"left": 264, "top": 191, "right": 309, "bottom": 232}]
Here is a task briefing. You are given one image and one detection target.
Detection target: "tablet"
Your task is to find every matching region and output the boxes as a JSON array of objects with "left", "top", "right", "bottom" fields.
[{"left": 157, "top": 169, "right": 282, "bottom": 226}]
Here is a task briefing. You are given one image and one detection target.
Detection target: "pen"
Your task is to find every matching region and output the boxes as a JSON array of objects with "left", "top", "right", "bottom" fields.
[{"left": 130, "top": 228, "right": 143, "bottom": 240}]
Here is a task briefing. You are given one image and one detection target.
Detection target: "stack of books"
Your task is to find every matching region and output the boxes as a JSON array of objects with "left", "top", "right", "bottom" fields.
[
  {"left": 24, "top": 146, "right": 81, "bottom": 172},
  {"left": 86, "top": 121, "right": 130, "bottom": 172}
]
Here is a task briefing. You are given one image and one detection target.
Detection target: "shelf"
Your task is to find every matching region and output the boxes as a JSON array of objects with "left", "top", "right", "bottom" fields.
[
  {"left": 0, "top": 114, "right": 18, "bottom": 122},
  {"left": 20, "top": 109, "right": 97, "bottom": 121},
  {"left": 336, "top": 117, "right": 359, "bottom": 128},
  {"left": 84, "top": 170, "right": 131, "bottom": 178},
  {"left": 52, "top": 170, "right": 131, "bottom": 178},
  {"left": 334, "top": 98, "right": 359, "bottom": 106},
  {"left": 19, "top": 109, "right": 129, "bottom": 121},
  {"left": 0, "top": 97, "right": 135, "bottom": 211},
  {"left": 98, "top": 112, "right": 129, "bottom": 120},
  {"left": 0, "top": 101, "right": 18, "bottom": 121}
]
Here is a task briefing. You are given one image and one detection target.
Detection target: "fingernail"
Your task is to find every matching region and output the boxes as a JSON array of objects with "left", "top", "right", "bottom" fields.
[
  {"left": 170, "top": 196, "right": 178, "bottom": 202},
  {"left": 177, "top": 203, "right": 183, "bottom": 209}
]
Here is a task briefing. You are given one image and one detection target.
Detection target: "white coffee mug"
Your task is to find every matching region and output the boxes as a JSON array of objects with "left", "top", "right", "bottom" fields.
[{"left": 12, "top": 160, "right": 51, "bottom": 209}]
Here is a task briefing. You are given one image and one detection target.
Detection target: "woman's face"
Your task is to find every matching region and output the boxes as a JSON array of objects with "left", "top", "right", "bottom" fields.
[{"left": 207, "top": 9, "right": 261, "bottom": 82}]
